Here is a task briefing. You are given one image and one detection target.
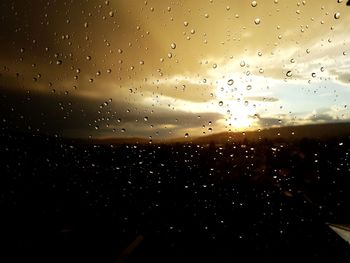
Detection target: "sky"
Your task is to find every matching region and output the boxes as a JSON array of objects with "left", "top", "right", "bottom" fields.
[{"left": 0, "top": 0, "right": 350, "bottom": 139}]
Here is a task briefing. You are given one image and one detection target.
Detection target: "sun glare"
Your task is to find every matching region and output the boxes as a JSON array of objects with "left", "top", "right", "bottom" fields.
[
  {"left": 227, "top": 108, "right": 255, "bottom": 130},
  {"left": 215, "top": 78, "right": 257, "bottom": 131}
]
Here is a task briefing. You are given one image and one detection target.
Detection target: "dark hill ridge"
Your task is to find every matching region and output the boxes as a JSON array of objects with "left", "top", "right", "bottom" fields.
[
  {"left": 90, "top": 137, "right": 152, "bottom": 145},
  {"left": 93, "top": 122, "right": 350, "bottom": 145},
  {"left": 192, "top": 122, "right": 350, "bottom": 144}
]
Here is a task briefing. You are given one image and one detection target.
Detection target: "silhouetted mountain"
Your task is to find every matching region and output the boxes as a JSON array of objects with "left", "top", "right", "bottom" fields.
[
  {"left": 192, "top": 122, "right": 350, "bottom": 144},
  {"left": 90, "top": 137, "right": 152, "bottom": 145},
  {"left": 93, "top": 122, "right": 350, "bottom": 145}
]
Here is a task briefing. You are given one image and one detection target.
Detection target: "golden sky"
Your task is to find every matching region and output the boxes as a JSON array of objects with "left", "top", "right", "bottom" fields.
[{"left": 0, "top": 0, "right": 349, "bottom": 138}]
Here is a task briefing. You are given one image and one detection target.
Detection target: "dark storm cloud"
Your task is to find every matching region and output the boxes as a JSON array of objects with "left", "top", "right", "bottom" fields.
[
  {"left": 0, "top": 86, "right": 224, "bottom": 138},
  {"left": 337, "top": 73, "right": 350, "bottom": 84},
  {"left": 256, "top": 113, "right": 342, "bottom": 128},
  {"left": 0, "top": 86, "right": 100, "bottom": 137},
  {"left": 305, "top": 113, "right": 336, "bottom": 123},
  {"left": 254, "top": 116, "right": 283, "bottom": 128},
  {"left": 330, "top": 70, "right": 350, "bottom": 84}
]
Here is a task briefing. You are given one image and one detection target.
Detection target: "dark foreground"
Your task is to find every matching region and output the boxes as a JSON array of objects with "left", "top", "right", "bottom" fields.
[{"left": 1, "top": 132, "right": 350, "bottom": 262}]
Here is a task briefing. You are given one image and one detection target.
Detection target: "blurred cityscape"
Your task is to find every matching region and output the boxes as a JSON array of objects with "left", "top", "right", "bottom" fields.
[{"left": 0, "top": 127, "right": 349, "bottom": 262}]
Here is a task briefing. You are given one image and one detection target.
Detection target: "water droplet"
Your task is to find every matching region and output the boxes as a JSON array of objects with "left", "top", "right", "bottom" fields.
[
  {"left": 254, "top": 18, "right": 261, "bottom": 25},
  {"left": 86, "top": 56, "right": 91, "bottom": 61},
  {"left": 121, "top": 128, "right": 126, "bottom": 133},
  {"left": 204, "top": 13, "right": 209, "bottom": 18},
  {"left": 184, "top": 21, "right": 189, "bottom": 27},
  {"left": 244, "top": 101, "right": 249, "bottom": 106},
  {"left": 227, "top": 79, "right": 234, "bottom": 86},
  {"left": 84, "top": 22, "right": 89, "bottom": 28},
  {"left": 170, "top": 43, "right": 176, "bottom": 49},
  {"left": 213, "top": 63, "right": 217, "bottom": 69},
  {"left": 334, "top": 12, "right": 340, "bottom": 19},
  {"left": 338, "top": 0, "right": 343, "bottom": 3},
  {"left": 218, "top": 101, "right": 223, "bottom": 106},
  {"left": 246, "top": 85, "right": 252, "bottom": 91},
  {"left": 144, "top": 117, "right": 148, "bottom": 121},
  {"left": 139, "top": 60, "right": 144, "bottom": 65},
  {"left": 286, "top": 70, "right": 292, "bottom": 77},
  {"left": 290, "top": 58, "right": 295, "bottom": 63},
  {"left": 311, "top": 72, "right": 316, "bottom": 78},
  {"left": 109, "top": 11, "right": 114, "bottom": 17},
  {"left": 226, "top": 6, "right": 230, "bottom": 10},
  {"left": 56, "top": 60, "right": 62, "bottom": 65},
  {"left": 251, "top": 1, "right": 257, "bottom": 7},
  {"left": 167, "top": 53, "right": 173, "bottom": 58},
  {"left": 184, "top": 133, "right": 189, "bottom": 138},
  {"left": 240, "top": 61, "right": 246, "bottom": 67},
  {"left": 190, "top": 29, "right": 195, "bottom": 34}
]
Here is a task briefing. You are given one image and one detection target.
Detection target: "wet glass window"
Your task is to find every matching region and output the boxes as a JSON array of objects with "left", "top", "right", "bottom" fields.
[{"left": 0, "top": 1, "right": 350, "bottom": 262}]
